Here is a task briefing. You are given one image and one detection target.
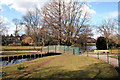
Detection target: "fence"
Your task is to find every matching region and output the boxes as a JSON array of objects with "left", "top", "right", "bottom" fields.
[
  {"left": 83, "top": 47, "right": 120, "bottom": 69},
  {"left": 41, "top": 45, "right": 79, "bottom": 55}
]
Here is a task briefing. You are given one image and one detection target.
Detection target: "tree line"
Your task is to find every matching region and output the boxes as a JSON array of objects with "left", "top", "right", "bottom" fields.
[{"left": 1, "top": 0, "right": 119, "bottom": 50}]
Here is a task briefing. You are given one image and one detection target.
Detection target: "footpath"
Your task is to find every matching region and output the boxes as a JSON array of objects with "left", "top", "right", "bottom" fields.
[{"left": 81, "top": 54, "right": 119, "bottom": 68}]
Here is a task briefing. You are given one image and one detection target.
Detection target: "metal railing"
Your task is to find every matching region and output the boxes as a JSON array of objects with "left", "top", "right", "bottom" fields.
[{"left": 41, "top": 45, "right": 79, "bottom": 55}]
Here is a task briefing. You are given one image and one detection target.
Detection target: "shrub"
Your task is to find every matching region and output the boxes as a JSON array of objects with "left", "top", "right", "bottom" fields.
[
  {"left": 96, "top": 37, "right": 107, "bottom": 50},
  {"left": 117, "top": 42, "right": 120, "bottom": 47},
  {"left": 109, "top": 40, "right": 116, "bottom": 48},
  {"left": 45, "top": 40, "right": 58, "bottom": 46},
  {"left": 21, "top": 42, "right": 29, "bottom": 46},
  {"left": 2, "top": 42, "right": 5, "bottom": 46},
  {"left": 17, "top": 65, "right": 26, "bottom": 70}
]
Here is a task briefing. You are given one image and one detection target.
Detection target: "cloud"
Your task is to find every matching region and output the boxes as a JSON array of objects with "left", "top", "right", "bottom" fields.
[
  {"left": 1, "top": 0, "right": 49, "bottom": 14},
  {"left": 1, "top": 0, "right": 96, "bottom": 14},
  {"left": 105, "top": 11, "right": 118, "bottom": 19},
  {"left": 1, "top": 0, "right": 96, "bottom": 35},
  {"left": 0, "top": 16, "right": 14, "bottom": 35},
  {"left": 77, "top": 0, "right": 119, "bottom": 2},
  {"left": 108, "top": 11, "right": 118, "bottom": 18},
  {"left": 92, "top": 28, "right": 101, "bottom": 39},
  {"left": 80, "top": 4, "right": 96, "bottom": 18}
]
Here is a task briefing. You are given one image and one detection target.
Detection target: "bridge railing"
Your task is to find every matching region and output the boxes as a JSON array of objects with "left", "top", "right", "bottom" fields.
[{"left": 41, "top": 45, "right": 79, "bottom": 55}]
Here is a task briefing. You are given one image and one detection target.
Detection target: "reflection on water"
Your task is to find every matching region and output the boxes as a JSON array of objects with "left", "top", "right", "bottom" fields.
[
  {"left": 1, "top": 58, "right": 35, "bottom": 67},
  {"left": 1, "top": 53, "right": 62, "bottom": 66},
  {"left": 79, "top": 45, "right": 96, "bottom": 52},
  {"left": 86, "top": 45, "right": 97, "bottom": 50}
]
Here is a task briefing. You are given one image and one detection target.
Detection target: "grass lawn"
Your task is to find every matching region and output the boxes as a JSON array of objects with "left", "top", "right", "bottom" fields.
[
  {"left": 110, "top": 56, "right": 118, "bottom": 59},
  {"left": 0, "top": 52, "right": 37, "bottom": 57},
  {"left": 2, "top": 46, "right": 43, "bottom": 51},
  {"left": 87, "top": 43, "right": 96, "bottom": 46},
  {"left": 109, "top": 48, "right": 120, "bottom": 54},
  {"left": 82, "top": 48, "right": 120, "bottom": 55},
  {"left": 2, "top": 54, "right": 119, "bottom": 79}
]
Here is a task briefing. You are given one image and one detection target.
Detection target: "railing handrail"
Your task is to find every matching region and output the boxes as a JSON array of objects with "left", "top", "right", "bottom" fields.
[{"left": 41, "top": 45, "right": 79, "bottom": 55}]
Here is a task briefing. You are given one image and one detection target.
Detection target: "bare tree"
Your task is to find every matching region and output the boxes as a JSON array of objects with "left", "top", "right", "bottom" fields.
[
  {"left": 42, "top": 0, "right": 90, "bottom": 45},
  {"left": 79, "top": 25, "right": 93, "bottom": 50},
  {"left": 0, "top": 10, "right": 8, "bottom": 35},
  {"left": 12, "top": 18, "right": 22, "bottom": 37},
  {"left": 98, "top": 18, "right": 117, "bottom": 49},
  {"left": 41, "top": 0, "right": 62, "bottom": 45},
  {"left": 22, "top": 7, "right": 41, "bottom": 48},
  {"left": 0, "top": 17, "right": 6, "bottom": 35}
]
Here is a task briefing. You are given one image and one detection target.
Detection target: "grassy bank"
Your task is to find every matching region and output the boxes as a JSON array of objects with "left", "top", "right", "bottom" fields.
[
  {"left": 2, "top": 54, "right": 119, "bottom": 79},
  {"left": 0, "top": 52, "right": 37, "bottom": 57},
  {"left": 2, "top": 46, "right": 42, "bottom": 51},
  {"left": 82, "top": 48, "right": 120, "bottom": 54},
  {"left": 110, "top": 56, "right": 118, "bottom": 59}
]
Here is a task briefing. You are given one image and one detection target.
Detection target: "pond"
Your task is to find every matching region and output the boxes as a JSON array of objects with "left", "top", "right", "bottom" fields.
[
  {"left": 0, "top": 58, "right": 34, "bottom": 67},
  {"left": 78, "top": 45, "right": 97, "bottom": 52},
  {"left": 1, "top": 53, "right": 61, "bottom": 66},
  {"left": 1, "top": 46, "right": 97, "bottom": 66}
]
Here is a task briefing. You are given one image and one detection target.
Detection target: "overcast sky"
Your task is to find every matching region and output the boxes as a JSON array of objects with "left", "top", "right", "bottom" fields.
[{"left": 0, "top": 0, "right": 118, "bottom": 39}]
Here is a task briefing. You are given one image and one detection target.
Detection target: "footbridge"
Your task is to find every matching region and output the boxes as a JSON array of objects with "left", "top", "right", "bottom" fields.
[{"left": 38, "top": 45, "right": 79, "bottom": 55}]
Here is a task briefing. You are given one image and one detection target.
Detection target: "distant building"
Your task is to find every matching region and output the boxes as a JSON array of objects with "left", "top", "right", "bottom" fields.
[
  {"left": 87, "top": 37, "right": 96, "bottom": 43},
  {"left": 2, "top": 34, "right": 21, "bottom": 44},
  {"left": 2, "top": 34, "right": 33, "bottom": 45},
  {"left": 22, "top": 36, "right": 33, "bottom": 44}
]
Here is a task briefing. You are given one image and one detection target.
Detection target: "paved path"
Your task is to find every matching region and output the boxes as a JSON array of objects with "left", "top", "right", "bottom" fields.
[{"left": 81, "top": 54, "right": 119, "bottom": 68}]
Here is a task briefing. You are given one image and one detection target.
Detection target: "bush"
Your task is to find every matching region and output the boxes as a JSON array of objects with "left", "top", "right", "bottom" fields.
[
  {"left": 45, "top": 40, "right": 58, "bottom": 46},
  {"left": 109, "top": 40, "right": 116, "bottom": 48},
  {"left": 21, "top": 42, "right": 29, "bottom": 46},
  {"left": 117, "top": 42, "right": 120, "bottom": 47},
  {"left": 17, "top": 65, "right": 26, "bottom": 70},
  {"left": 96, "top": 37, "right": 107, "bottom": 50},
  {"left": 2, "top": 42, "right": 5, "bottom": 46}
]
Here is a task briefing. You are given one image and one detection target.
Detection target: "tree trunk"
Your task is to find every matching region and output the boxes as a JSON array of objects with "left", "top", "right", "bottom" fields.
[
  {"left": 42, "top": 38, "right": 45, "bottom": 46},
  {"left": 34, "top": 41, "right": 36, "bottom": 49},
  {"left": 107, "top": 42, "right": 109, "bottom": 50},
  {"left": 106, "top": 39, "right": 109, "bottom": 50},
  {"left": 58, "top": 0, "right": 61, "bottom": 45},
  {"left": 85, "top": 41, "right": 87, "bottom": 51}
]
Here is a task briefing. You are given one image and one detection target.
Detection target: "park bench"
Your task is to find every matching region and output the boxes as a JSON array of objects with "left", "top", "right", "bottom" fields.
[{"left": 94, "top": 50, "right": 109, "bottom": 54}]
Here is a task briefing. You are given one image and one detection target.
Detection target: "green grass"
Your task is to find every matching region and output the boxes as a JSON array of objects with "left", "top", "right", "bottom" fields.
[
  {"left": 87, "top": 43, "right": 96, "bottom": 46},
  {"left": 0, "top": 52, "right": 37, "bottom": 57},
  {"left": 17, "top": 65, "right": 26, "bottom": 70},
  {"left": 109, "top": 48, "right": 120, "bottom": 54},
  {"left": 2, "top": 54, "right": 119, "bottom": 79},
  {"left": 82, "top": 48, "right": 120, "bottom": 55},
  {"left": 110, "top": 56, "right": 118, "bottom": 59},
  {"left": 2, "top": 46, "right": 43, "bottom": 51}
]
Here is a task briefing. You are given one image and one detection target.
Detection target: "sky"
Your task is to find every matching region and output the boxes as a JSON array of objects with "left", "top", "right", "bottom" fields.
[{"left": 0, "top": 0, "right": 119, "bottom": 39}]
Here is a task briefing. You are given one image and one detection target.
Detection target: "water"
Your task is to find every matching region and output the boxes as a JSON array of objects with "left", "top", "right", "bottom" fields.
[
  {"left": 1, "top": 53, "right": 61, "bottom": 66},
  {"left": 78, "top": 45, "right": 96, "bottom": 52},
  {"left": 0, "top": 58, "right": 35, "bottom": 67},
  {"left": 0, "top": 46, "right": 96, "bottom": 66},
  {"left": 86, "top": 45, "right": 97, "bottom": 50}
]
